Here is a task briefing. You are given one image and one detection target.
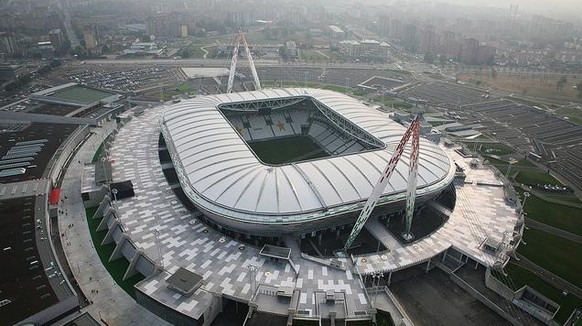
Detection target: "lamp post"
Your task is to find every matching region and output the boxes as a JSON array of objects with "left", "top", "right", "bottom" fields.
[
  {"left": 522, "top": 191, "right": 530, "bottom": 212},
  {"left": 247, "top": 265, "right": 259, "bottom": 299},
  {"left": 154, "top": 229, "right": 163, "bottom": 268},
  {"left": 111, "top": 188, "right": 118, "bottom": 207},
  {"left": 372, "top": 271, "right": 383, "bottom": 307}
]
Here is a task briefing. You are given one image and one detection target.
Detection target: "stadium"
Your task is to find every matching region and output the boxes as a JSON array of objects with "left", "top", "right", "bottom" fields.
[{"left": 160, "top": 88, "right": 455, "bottom": 238}]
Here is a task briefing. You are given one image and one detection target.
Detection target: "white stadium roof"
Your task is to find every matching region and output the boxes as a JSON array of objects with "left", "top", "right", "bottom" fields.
[{"left": 161, "top": 88, "right": 454, "bottom": 224}]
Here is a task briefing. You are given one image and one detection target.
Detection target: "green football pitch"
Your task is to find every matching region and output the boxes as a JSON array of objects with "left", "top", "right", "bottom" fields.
[
  {"left": 52, "top": 86, "right": 114, "bottom": 104},
  {"left": 248, "top": 136, "right": 329, "bottom": 165}
]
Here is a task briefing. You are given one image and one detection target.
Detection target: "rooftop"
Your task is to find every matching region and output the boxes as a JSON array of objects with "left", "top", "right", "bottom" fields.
[
  {"left": 166, "top": 267, "right": 203, "bottom": 296},
  {"left": 161, "top": 88, "right": 453, "bottom": 221}
]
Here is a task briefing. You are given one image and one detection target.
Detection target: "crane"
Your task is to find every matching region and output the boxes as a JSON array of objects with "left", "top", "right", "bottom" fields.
[{"left": 344, "top": 116, "right": 420, "bottom": 250}]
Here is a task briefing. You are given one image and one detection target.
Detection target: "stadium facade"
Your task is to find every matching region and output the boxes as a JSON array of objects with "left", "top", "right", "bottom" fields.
[{"left": 161, "top": 88, "right": 456, "bottom": 236}]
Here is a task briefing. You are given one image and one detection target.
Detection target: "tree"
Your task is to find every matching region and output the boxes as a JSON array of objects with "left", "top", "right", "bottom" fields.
[
  {"left": 557, "top": 76, "right": 568, "bottom": 91},
  {"left": 576, "top": 81, "right": 582, "bottom": 99},
  {"left": 423, "top": 52, "right": 435, "bottom": 64},
  {"left": 490, "top": 68, "right": 498, "bottom": 79}
]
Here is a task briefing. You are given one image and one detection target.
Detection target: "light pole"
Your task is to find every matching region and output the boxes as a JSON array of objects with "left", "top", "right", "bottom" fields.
[
  {"left": 111, "top": 188, "right": 118, "bottom": 207},
  {"left": 522, "top": 191, "right": 530, "bottom": 210},
  {"left": 372, "top": 271, "right": 383, "bottom": 307},
  {"left": 247, "top": 265, "right": 259, "bottom": 299},
  {"left": 111, "top": 188, "right": 119, "bottom": 226},
  {"left": 154, "top": 229, "right": 163, "bottom": 268}
]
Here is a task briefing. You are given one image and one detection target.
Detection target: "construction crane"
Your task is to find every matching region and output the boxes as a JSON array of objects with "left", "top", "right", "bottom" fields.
[
  {"left": 344, "top": 116, "right": 421, "bottom": 251},
  {"left": 227, "top": 29, "right": 261, "bottom": 93}
]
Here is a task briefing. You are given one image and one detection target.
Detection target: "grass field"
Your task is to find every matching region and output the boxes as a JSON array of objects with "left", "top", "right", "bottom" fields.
[
  {"left": 52, "top": 86, "right": 113, "bottom": 104},
  {"left": 518, "top": 228, "right": 582, "bottom": 289},
  {"left": 299, "top": 49, "right": 342, "bottom": 61},
  {"left": 85, "top": 207, "right": 145, "bottom": 299},
  {"left": 262, "top": 80, "right": 354, "bottom": 93},
  {"left": 517, "top": 189, "right": 582, "bottom": 236},
  {"left": 249, "top": 136, "right": 329, "bottom": 165},
  {"left": 503, "top": 263, "right": 582, "bottom": 324},
  {"left": 515, "top": 170, "right": 563, "bottom": 186},
  {"left": 144, "top": 82, "right": 197, "bottom": 101},
  {"left": 457, "top": 72, "right": 579, "bottom": 102},
  {"left": 92, "top": 142, "right": 104, "bottom": 163},
  {"left": 476, "top": 142, "right": 515, "bottom": 156},
  {"left": 373, "top": 95, "right": 413, "bottom": 111}
]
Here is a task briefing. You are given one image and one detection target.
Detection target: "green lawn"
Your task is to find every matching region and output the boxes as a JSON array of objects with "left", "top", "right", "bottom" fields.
[
  {"left": 263, "top": 80, "right": 353, "bottom": 93},
  {"left": 501, "top": 263, "right": 582, "bottom": 324},
  {"left": 85, "top": 207, "right": 145, "bottom": 299},
  {"left": 515, "top": 170, "right": 562, "bottom": 186},
  {"left": 53, "top": 86, "right": 113, "bottom": 104},
  {"left": 518, "top": 228, "right": 582, "bottom": 289},
  {"left": 373, "top": 95, "right": 413, "bottom": 110},
  {"left": 249, "top": 136, "right": 329, "bottom": 165},
  {"left": 513, "top": 159, "right": 537, "bottom": 167},
  {"left": 144, "top": 82, "right": 197, "bottom": 100},
  {"left": 483, "top": 156, "right": 536, "bottom": 169},
  {"left": 376, "top": 310, "right": 395, "bottom": 326},
  {"left": 173, "top": 82, "right": 195, "bottom": 94},
  {"left": 477, "top": 142, "right": 514, "bottom": 156},
  {"left": 517, "top": 190, "right": 582, "bottom": 236},
  {"left": 545, "top": 194, "right": 582, "bottom": 204},
  {"left": 92, "top": 142, "right": 105, "bottom": 163},
  {"left": 352, "top": 88, "right": 374, "bottom": 96}
]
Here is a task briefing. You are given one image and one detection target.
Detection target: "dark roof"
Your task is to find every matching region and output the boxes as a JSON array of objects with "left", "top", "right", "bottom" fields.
[{"left": 166, "top": 267, "right": 203, "bottom": 294}]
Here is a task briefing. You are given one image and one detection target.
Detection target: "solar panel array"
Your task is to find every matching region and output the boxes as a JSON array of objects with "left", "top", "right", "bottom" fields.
[{"left": 0, "top": 139, "right": 47, "bottom": 177}]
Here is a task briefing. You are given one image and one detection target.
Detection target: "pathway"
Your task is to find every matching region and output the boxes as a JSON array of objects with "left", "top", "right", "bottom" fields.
[{"left": 57, "top": 121, "right": 170, "bottom": 325}]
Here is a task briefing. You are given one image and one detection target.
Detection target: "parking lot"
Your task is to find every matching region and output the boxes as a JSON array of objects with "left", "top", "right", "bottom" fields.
[
  {"left": 458, "top": 99, "right": 582, "bottom": 189},
  {"left": 0, "top": 197, "right": 59, "bottom": 326},
  {"left": 0, "top": 123, "right": 79, "bottom": 182},
  {"left": 56, "top": 64, "right": 183, "bottom": 92},
  {"left": 398, "top": 82, "right": 492, "bottom": 107}
]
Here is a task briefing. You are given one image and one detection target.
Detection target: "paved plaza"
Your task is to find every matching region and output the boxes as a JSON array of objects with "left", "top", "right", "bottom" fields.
[{"left": 88, "top": 104, "right": 521, "bottom": 322}]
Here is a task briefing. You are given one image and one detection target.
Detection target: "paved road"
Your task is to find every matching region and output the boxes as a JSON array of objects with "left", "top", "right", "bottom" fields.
[
  {"left": 513, "top": 253, "right": 582, "bottom": 299},
  {"left": 82, "top": 58, "right": 386, "bottom": 69},
  {"left": 525, "top": 217, "right": 582, "bottom": 245}
]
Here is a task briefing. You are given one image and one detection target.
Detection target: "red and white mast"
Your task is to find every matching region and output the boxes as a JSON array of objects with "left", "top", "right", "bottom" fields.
[
  {"left": 344, "top": 116, "right": 421, "bottom": 250},
  {"left": 227, "top": 29, "right": 262, "bottom": 93}
]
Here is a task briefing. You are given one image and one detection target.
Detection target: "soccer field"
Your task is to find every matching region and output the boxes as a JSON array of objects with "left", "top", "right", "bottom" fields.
[
  {"left": 249, "top": 136, "right": 329, "bottom": 165},
  {"left": 52, "top": 86, "right": 114, "bottom": 104}
]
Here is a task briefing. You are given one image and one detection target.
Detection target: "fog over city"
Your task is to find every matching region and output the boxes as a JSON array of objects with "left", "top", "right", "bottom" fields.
[{"left": 1, "top": 0, "right": 582, "bottom": 326}]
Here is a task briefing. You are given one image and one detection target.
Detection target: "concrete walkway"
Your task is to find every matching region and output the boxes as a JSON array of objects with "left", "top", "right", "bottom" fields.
[
  {"left": 57, "top": 121, "right": 170, "bottom": 326},
  {"left": 364, "top": 217, "right": 402, "bottom": 252}
]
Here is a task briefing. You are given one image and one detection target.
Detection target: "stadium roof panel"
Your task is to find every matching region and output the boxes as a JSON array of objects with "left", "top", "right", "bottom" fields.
[{"left": 161, "top": 88, "right": 454, "bottom": 222}]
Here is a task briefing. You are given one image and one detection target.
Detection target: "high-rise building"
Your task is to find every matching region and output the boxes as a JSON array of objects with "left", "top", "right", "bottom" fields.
[
  {"left": 378, "top": 14, "right": 390, "bottom": 35},
  {"left": 441, "top": 30, "right": 460, "bottom": 58},
  {"left": 83, "top": 24, "right": 101, "bottom": 55},
  {"left": 0, "top": 32, "right": 16, "bottom": 54},
  {"left": 402, "top": 23, "right": 419, "bottom": 52},
  {"left": 146, "top": 13, "right": 196, "bottom": 39},
  {"left": 389, "top": 18, "right": 402, "bottom": 39},
  {"left": 476, "top": 45, "right": 495, "bottom": 65},
  {"left": 420, "top": 25, "right": 437, "bottom": 54},
  {"left": 460, "top": 38, "right": 479, "bottom": 64},
  {"left": 49, "top": 28, "right": 65, "bottom": 50}
]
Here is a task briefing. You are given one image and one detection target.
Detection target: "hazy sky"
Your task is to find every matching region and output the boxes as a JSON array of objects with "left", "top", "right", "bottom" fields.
[{"left": 434, "top": 0, "right": 581, "bottom": 17}]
